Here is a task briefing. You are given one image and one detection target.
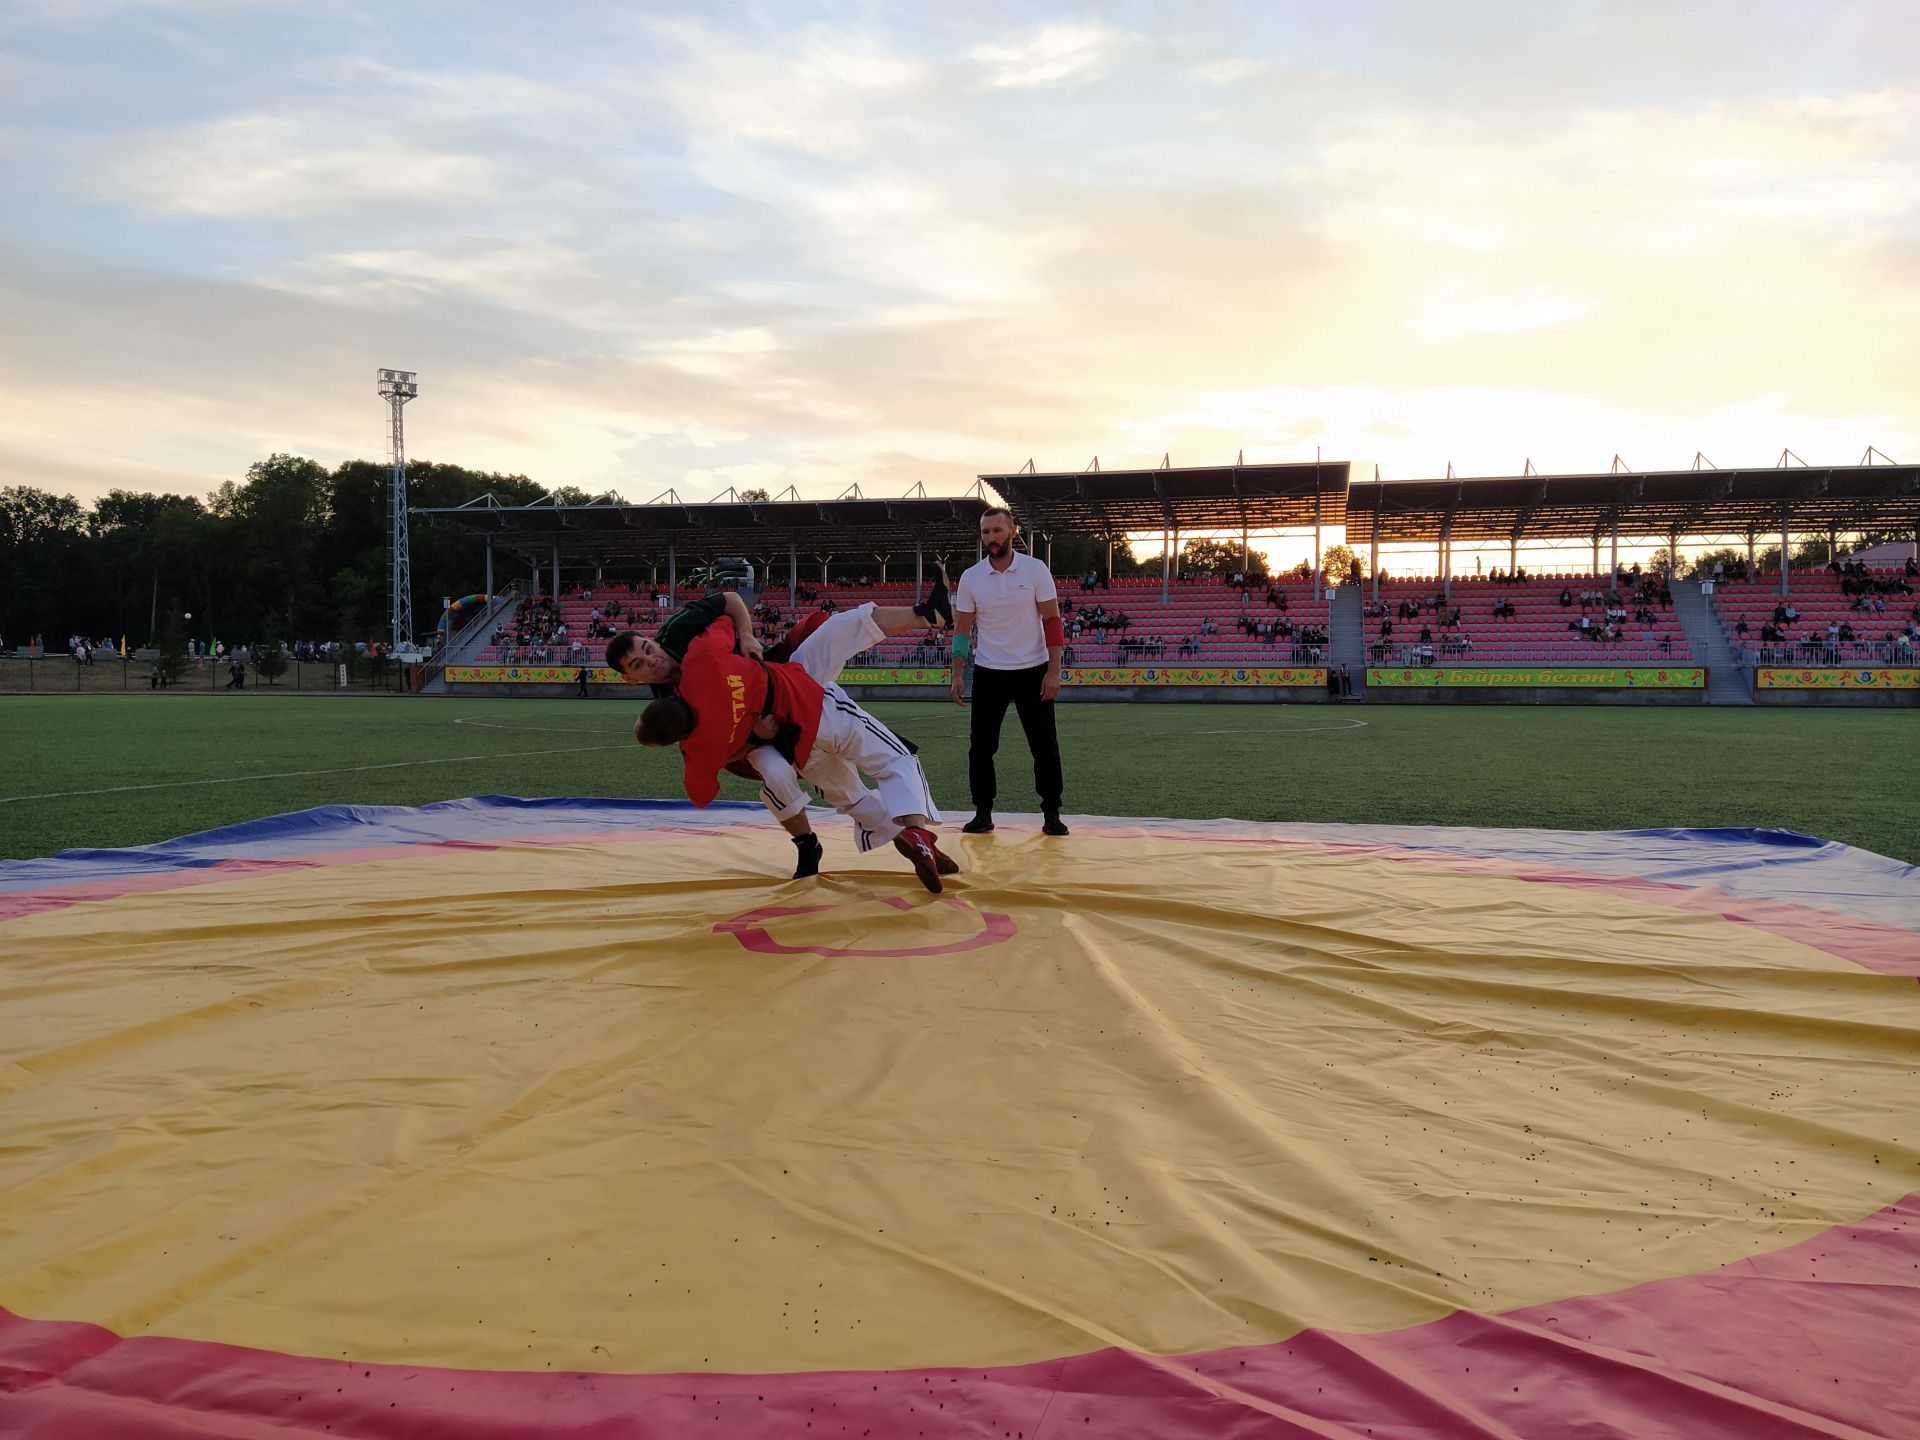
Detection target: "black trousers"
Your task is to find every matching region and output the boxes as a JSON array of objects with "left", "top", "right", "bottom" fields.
[{"left": 968, "top": 662, "right": 1063, "bottom": 813}]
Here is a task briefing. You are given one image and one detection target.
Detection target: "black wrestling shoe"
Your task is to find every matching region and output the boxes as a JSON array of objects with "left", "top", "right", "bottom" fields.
[
  {"left": 792, "top": 833, "right": 824, "bottom": 878},
  {"left": 913, "top": 562, "right": 954, "bottom": 629},
  {"left": 961, "top": 812, "right": 995, "bottom": 834},
  {"left": 1041, "top": 811, "right": 1070, "bottom": 836}
]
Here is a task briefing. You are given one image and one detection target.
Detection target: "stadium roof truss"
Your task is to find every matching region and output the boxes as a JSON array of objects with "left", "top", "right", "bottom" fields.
[
  {"left": 981, "top": 462, "right": 1351, "bottom": 538},
  {"left": 1344, "top": 465, "right": 1920, "bottom": 546},
  {"left": 415, "top": 461, "right": 1917, "bottom": 569},
  {"left": 413, "top": 493, "right": 997, "bottom": 564}
]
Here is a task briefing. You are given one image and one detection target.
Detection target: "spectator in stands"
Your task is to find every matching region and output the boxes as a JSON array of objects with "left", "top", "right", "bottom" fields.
[{"left": 1559, "top": 587, "right": 1574, "bottom": 607}]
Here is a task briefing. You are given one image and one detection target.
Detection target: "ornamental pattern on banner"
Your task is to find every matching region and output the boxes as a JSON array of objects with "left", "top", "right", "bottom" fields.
[
  {"left": 1757, "top": 668, "right": 1920, "bottom": 690},
  {"left": 446, "top": 666, "right": 1329, "bottom": 687},
  {"left": 1367, "top": 667, "right": 1706, "bottom": 688}
]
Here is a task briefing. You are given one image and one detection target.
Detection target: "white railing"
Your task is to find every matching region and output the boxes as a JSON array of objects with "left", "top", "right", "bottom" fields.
[
  {"left": 417, "top": 583, "right": 522, "bottom": 688},
  {"left": 1744, "top": 641, "right": 1916, "bottom": 667}
]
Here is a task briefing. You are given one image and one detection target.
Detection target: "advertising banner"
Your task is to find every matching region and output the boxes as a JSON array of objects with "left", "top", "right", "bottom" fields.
[
  {"left": 446, "top": 665, "right": 1328, "bottom": 688},
  {"left": 1757, "top": 668, "right": 1920, "bottom": 690},
  {"left": 1367, "top": 667, "right": 1704, "bottom": 688}
]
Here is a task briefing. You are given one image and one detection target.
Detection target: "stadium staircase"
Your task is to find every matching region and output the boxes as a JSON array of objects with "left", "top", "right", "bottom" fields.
[
  {"left": 419, "top": 589, "right": 523, "bottom": 694},
  {"left": 1671, "top": 581, "right": 1752, "bottom": 705},
  {"left": 1329, "top": 584, "right": 1367, "bottom": 698}
]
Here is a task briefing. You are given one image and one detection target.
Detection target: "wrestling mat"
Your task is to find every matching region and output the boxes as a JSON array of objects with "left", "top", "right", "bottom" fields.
[{"left": 1, "top": 798, "right": 1916, "bottom": 1438}]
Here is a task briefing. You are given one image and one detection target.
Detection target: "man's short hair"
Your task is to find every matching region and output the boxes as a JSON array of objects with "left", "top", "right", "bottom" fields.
[
  {"left": 605, "top": 630, "right": 643, "bottom": 670},
  {"left": 980, "top": 505, "right": 1016, "bottom": 526},
  {"left": 636, "top": 695, "right": 693, "bottom": 746}
]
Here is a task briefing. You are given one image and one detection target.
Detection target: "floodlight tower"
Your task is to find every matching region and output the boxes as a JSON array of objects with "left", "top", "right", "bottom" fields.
[{"left": 376, "top": 369, "right": 419, "bottom": 651}]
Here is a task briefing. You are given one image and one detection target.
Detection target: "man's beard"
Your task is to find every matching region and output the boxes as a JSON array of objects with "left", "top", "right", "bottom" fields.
[{"left": 987, "top": 541, "right": 1007, "bottom": 556}]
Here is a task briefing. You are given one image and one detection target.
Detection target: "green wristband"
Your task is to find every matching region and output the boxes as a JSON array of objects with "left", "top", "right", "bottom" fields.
[{"left": 951, "top": 633, "right": 971, "bottom": 660}]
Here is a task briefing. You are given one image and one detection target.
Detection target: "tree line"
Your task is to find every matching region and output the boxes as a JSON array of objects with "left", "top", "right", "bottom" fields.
[{"left": 0, "top": 455, "right": 562, "bottom": 652}]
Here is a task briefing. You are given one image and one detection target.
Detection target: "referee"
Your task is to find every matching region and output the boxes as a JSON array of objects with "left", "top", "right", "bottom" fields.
[{"left": 949, "top": 506, "right": 1069, "bottom": 836}]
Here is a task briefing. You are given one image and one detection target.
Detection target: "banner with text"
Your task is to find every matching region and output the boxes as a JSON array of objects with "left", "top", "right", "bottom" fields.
[
  {"left": 446, "top": 665, "right": 1327, "bottom": 688},
  {"left": 1367, "top": 667, "right": 1704, "bottom": 688},
  {"left": 446, "top": 665, "right": 621, "bottom": 685}
]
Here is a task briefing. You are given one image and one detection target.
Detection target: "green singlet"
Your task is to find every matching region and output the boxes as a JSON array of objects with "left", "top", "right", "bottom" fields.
[{"left": 652, "top": 594, "right": 730, "bottom": 663}]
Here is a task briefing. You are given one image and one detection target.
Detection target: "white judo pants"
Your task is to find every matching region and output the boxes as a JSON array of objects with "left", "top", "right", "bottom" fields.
[{"left": 747, "top": 604, "right": 940, "bottom": 852}]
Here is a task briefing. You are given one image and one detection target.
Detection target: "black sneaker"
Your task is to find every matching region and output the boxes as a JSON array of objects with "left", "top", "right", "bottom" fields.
[
  {"left": 1041, "top": 811, "right": 1070, "bottom": 836},
  {"left": 961, "top": 813, "right": 995, "bottom": 834},
  {"left": 791, "top": 833, "right": 824, "bottom": 878}
]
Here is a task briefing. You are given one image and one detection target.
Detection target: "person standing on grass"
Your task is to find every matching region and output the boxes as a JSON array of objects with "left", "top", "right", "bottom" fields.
[{"left": 950, "top": 506, "right": 1069, "bottom": 836}]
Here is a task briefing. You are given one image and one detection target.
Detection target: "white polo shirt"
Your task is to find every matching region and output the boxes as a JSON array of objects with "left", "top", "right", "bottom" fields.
[{"left": 954, "top": 551, "right": 1058, "bottom": 669}]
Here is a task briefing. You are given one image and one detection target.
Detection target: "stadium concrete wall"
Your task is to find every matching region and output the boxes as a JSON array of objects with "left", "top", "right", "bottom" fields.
[
  {"left": 1359, "top": 687, "right": 1708, "bottom": 706},
  {"left": 1751, "top": 667, "right": 1920, "bottom": 707},
  {"left": 1361, "top": 666, "right": 1709, "bottom": 706},
  {"left": 444, "top": 664, "right": 1332, "bottom": 705}
]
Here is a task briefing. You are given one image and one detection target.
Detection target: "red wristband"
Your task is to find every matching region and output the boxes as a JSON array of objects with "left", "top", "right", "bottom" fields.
[{"left": 1043, "top": 615, "right": 1065, "bottom": 647}]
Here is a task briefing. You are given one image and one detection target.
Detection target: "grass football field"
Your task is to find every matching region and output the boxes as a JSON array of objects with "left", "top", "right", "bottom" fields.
[{"left": 1, "top": 693, "right": 1913, "bottom": 865}]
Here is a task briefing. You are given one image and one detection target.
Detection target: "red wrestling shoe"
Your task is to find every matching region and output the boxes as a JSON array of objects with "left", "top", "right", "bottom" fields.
[
  {"left": 929, "top": 836, "right": 960, "bottom": 876},
  {"left": 893, "top": 826, "right": 944, "bottom": 893}
]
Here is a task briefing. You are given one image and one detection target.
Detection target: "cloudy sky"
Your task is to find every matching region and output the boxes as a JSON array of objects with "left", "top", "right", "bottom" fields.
[{"left": 3, "top": 0, "right": 1917, "bottom": 527}]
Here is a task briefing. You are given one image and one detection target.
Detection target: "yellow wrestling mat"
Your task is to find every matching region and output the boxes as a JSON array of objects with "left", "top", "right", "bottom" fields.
[{"left": 5, "top": 804, "right": 1917, "bottom": 1394}]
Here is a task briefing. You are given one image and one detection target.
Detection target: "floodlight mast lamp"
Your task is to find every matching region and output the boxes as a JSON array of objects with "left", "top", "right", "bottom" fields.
[{"left": 376, "top": 369, "right": 419, "bottom": 652}]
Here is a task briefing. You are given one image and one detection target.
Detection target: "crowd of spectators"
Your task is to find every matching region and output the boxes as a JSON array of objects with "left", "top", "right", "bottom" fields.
[
  {"left": 490, "top": 595, "right": 573, "bottom": 663},
  {"left": 1061, "top": 599, "right": 1130, "bottom": 640},
  {"left": 1554, "top": 567, "right": 1674, "bottom": 648},
  {"left": 1727, "top": 558, "right": 1920, "bottom": 664}
]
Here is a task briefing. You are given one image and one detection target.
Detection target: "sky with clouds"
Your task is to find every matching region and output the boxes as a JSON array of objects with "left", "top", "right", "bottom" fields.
[{"left": 2, "top": 0, "right": 1917, "bottom": 541}]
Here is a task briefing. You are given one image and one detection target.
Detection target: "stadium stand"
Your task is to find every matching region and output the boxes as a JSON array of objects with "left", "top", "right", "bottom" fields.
[
  {"left": 1711, "top": 566, "right": 1920, "bottom": 667},
  {"left": 472, "top": 575, "right": 1337, "bottom": 669},
  {"left": 1362, "top": 575, "right": 1692, "bottom": 666}
]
